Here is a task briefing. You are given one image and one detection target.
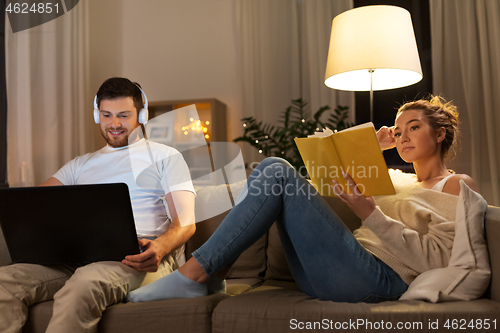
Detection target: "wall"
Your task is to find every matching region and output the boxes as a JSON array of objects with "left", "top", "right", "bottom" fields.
[{"left": 88, "top": 0, "right": 242, "bottom": 151}]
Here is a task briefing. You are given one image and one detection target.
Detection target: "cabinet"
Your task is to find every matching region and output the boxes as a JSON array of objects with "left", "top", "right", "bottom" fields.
[
  {"left": 145, "top": 99, "right": 228, "bottom": 186},
  {"left": 148, "top": 98, "right": 227, "bottom": 142}
]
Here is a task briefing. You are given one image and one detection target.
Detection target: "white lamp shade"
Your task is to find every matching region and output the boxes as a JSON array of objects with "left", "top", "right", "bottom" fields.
[{"left": 324, "top": 5, "right": 423, "bottom": 91}]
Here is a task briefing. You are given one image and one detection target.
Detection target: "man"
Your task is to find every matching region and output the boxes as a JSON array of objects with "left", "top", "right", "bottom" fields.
[{"left": 0, "top": 77, "right": 196, "bottom": 333}]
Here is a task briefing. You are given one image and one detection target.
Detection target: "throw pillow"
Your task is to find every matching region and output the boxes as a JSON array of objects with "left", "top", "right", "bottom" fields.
[{"left": 400, "top": 180, "right": 490, "bottom": 302}]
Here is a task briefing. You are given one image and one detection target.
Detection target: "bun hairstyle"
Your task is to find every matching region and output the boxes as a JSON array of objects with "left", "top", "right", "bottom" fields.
[{"left": 397, "top": 95, "right": 459, "bottom": 159}]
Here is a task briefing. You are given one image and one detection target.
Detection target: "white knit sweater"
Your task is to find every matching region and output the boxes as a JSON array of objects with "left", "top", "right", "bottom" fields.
[{"left": 353, "top": 170, "right": 458, "bottom": 285}]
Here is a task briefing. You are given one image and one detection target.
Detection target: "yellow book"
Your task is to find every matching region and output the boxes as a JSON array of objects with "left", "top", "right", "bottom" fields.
[{"left": 294, "top": 122, "right": 395, "bottom": 197}]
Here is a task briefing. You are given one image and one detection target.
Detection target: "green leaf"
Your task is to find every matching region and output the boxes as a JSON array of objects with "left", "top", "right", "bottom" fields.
[{"left": 233, "top": 99, "right": 351, "bottom": 171}]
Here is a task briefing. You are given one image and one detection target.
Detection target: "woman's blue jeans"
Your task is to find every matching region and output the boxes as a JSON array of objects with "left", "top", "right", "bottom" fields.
[{"left": 192, "top": 157, "right": 408, "bottom": 303}]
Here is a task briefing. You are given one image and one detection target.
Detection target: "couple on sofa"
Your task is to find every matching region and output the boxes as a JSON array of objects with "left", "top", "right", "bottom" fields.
[{"left": 0, "top": 76, "right": 482, "bottom": 333}]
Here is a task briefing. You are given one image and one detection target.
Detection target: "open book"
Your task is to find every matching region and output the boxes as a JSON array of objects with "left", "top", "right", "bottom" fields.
[{"left": 294, "top": 122, "right": 395, "bottom": 197}]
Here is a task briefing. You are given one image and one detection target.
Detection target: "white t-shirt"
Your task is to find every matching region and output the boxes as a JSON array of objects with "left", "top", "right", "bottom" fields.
[{"left": 53, "top": 139, "right": 195, "bottom": 238}]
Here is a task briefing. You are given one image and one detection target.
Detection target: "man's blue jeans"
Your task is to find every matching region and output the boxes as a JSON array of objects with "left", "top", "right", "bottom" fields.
[{"left": 192, "top": 157, "right": 408, "bottom": 303}]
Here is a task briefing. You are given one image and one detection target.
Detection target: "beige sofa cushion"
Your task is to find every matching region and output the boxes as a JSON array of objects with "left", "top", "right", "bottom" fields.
[
  {"left": 264, "top": 223, "right": 294, "bottom": 281},
  {"left": 226, "top": 234, "right": 267, "bottom": 279},
  {"left": 212, "top": 283, "right": 500, "bottom": 333},
  {"left": 187, "top": 180, "right": 267, "bottom": 279},
  {"left": 264, "top": 197, "right": 361, "bottom": 281},
  {"left": 24, "top": 294, "right": 229, "bottom": 333}
]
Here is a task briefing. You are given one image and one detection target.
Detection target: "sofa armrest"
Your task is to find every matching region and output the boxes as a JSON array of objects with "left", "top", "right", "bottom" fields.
[{"left": 485, "top": 205, "right": 500, "bottom": 302}]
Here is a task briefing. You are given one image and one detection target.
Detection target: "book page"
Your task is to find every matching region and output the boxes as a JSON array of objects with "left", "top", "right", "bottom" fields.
[
  {"left": 337, "top": 122, "right": 374, "bottom": 133},
  {"left": 308, "top": 128, "right": 333, "bottom": 138}
]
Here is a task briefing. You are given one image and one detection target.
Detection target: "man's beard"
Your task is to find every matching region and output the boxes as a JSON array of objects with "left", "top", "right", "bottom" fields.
[{"left": 100, "top": 126, "right": 129, "bottom": 148}]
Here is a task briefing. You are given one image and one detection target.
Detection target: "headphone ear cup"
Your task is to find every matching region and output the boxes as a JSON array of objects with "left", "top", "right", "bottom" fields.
[
  {"left": 138, "top": 108, "right": 149, "bottom": 124},
  {"left": 94, "top": 108, "right": 100, "bottom": 124}
]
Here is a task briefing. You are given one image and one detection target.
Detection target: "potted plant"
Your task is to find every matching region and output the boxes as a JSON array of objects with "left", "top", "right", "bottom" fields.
[{"left": 234, "top": 98, "right": 351, "bottom": 174}]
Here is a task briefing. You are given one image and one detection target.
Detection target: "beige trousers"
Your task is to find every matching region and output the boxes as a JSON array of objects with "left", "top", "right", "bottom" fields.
[{"left": 0, "top": 255, "right": 178, "bottom": 333}]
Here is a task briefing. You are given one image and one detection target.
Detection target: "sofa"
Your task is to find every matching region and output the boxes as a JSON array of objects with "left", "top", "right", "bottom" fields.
[{"left": 5, "top": 188, "right": 500, "bottom": 333}]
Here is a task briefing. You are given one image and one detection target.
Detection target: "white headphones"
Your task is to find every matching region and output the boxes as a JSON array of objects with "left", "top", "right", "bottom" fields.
[{"left": 93, "top": 86, "right": 149, "bottom": 125}]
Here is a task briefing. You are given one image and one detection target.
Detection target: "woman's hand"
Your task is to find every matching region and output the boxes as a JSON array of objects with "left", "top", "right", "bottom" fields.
[
  {"left": 332, "top": 172, "right": 376, "bottom": 221},
  {"left": 376, "top": 126, "right": 396, "bottom": 150}
]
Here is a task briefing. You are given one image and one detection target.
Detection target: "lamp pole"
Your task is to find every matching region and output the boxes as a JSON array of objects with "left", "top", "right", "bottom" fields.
[{"left": 369, "top": 69, "right": 374, "bottom": 124}]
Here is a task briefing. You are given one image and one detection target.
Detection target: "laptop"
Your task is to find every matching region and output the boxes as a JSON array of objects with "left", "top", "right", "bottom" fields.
[{"left": 0, "top": 183, "right": 140, "bottom": 265}]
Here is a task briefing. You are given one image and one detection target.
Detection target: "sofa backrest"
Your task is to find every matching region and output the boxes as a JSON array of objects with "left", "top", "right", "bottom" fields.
[
  {"left": 263, "top": 197, "right": 360, "bottom": 281},
  {"left": 187, "top": 186, "right": 500, "bottom": 302},
  {"left": 185, "top": 209, "right": 268, "bottom": 279},
  {"left": 185, "top": 195, "right": 360, "bottom": 281},
  {"left": 485, "top": 205, "right": 500, "bottom": 302}
]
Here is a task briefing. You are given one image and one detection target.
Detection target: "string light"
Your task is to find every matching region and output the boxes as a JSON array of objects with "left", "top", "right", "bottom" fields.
[{"left": 181, "top": 118, "right": 210, "bottom": 139}]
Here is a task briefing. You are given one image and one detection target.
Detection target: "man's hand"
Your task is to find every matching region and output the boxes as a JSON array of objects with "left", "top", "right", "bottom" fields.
[
  {"left": 122, "top": 191, "right": 196, "bottom": 272},
  {"left": 376, "top": 126, "right": 396, "bottom": 151},
  {"left": 332, "top": 172, "right": 376, "bottom": 221},
  {"left": 122, "top": 238, "right": 165, "bottom": 272}
]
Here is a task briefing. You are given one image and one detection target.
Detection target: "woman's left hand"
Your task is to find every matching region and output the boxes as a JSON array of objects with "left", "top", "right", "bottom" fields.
[{"left": 332, "top": 172, "right": 376, "bottom": 221}]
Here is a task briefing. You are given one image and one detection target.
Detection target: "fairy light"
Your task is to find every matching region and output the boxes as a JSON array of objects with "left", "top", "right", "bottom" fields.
[{"left": 181, "top": 118, "right": 210, "bottom": 140}]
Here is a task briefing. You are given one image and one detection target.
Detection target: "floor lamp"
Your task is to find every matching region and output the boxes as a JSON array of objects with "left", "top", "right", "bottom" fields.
[{"left": 324, "top": 5, "right": 423, "bottom": 123}]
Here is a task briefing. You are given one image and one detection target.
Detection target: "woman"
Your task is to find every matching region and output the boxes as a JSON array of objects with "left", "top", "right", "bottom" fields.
[{"left": 127, "top": 96, "right": 479, "bottom": 303}]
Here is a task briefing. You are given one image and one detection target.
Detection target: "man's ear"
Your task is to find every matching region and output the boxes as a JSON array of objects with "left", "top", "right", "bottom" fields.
[{"left": 436, "top": 126, "right": 446, "bottom": 143}]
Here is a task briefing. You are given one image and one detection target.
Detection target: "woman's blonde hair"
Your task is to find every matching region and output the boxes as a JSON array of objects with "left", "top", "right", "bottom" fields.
[{"left": 397, "top": 95, "right": 459, "bottom": 159}]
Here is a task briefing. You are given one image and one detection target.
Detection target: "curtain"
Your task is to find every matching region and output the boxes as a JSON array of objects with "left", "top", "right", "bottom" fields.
[
  {"left": 430, "top": 0, "right": 500, "bottom": 206},
  {"left": 0, "top": 0, "right": 7, "bottom": 188},
  {"left": 299, "top": 0, "right": 354, "bottom": 117},
  {"left": 234, "top": 0, "right": 354, "bottom": 163},
  {"left": 6, "top": 1, "right": 93, "bottom": 186}
]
